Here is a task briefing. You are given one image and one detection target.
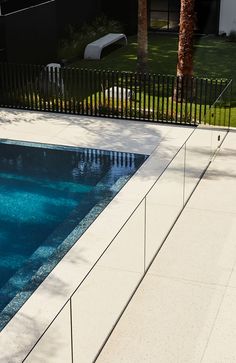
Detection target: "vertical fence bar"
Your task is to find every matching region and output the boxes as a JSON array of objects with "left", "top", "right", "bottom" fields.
[
  {"left": 51, "top": 66, "right": 56, "bottom": 112},
  {"left": 125, "top": 72, "right": 128, "bottom": 119},
  {"left": 102, "top": 70, "right": 106, "bottom": 117},
  {"left": 147, "top": 73, "right": 151, "bottom": 121},
  {"left": 68, "top": 67, "right": 73, "bottom": 114},
  {"left": 129, "top": 72, "right": 133, "bottom": 119},
  {"left": 157, "top": 75, "right": 160, "bottom": 121},
  {"left": 189, "top": 77, "right": 193, "bottom": 124},
  {"left": 152, "top": 74, "right": 156, "bottom": 121},
  {"left": 204, "top": 78, "right": 208, "bottom": 121},
  {"left": 143, "top": 73, "right": 146, "bottom": 120},
  {"left": 219, "top": 79, "right": 223, "bottom": 126},
  {"left": 25, "top": 64, "right": 30, "bottom": 109},
  {"left": 6, "top": 63, "right": 11, "bottom": 107},
  {"left": 9, "top": 63, "right": 14, "bottom": 106},
  {"left": 31, "top": 64, "right": 35, "bottom": 110},
  {"left": 27, "top": 64, "right": 32, "bottom": 110},
  {"left": 139, "top": 74, "right": 143, "bottom": 121},
  {"left": 180, "top": 77, "right": 183, "bottom": 123},
  {"left": 116, "top": 70, "right": 119, "bottom": 118},
  {"left": 55, "top": 66, "right": 59, "bottom": 112},
  {"left": 14, "top": 63, "right": 20, "bottom": 108},
  {"left": 194, "top": 78, "right": 198, "bottom": 123},
  {"left": 111, "top": 71, "right": 115, "bottom": 117},
  {"left": 18, "top": 63, "right": 24, "bottom": 108},
  {"left": 212, "top": 79, "right": 217, "bottom": 126},
  {"left": 208, "top": 79, "right": 213, "bottom": 125},
  {"left": 72, "top": 68, "right": 76, "bottom": 114},
  {"left": 46, "top": 65, "right": 51, "bottom": 111},
  {"left": 199, "top": 78, "right": 203, "bottom": 124},
  {"left": 40, "top": 65, "right": 45, "bottom": 111},
  {"left": 171, "top": 76, "right": 174, "bottom": 122},
  {"left": 80, "top": 68, "right": 84, "bottom": 115},
  {"left": 184, "top": 76, "right": 189, "bottom": 124},
  {"left": 85, "top": 69, "right": 89, "bottom": 115},
  {"left": 133, "top": 72, "right": 137, "bottom": 120},
  {"left": 2, "top": 63, "right": 8, "bottom": 107},
  {"left": 120, "top": 71, "right": 124, "bottom": 119},
  {"left": 0, "top": 63, "right": 4, "bottom": 106},
  {"left": 6, "top": 63, "right": 12, "bottom": 107},
  {"left": 7, "top": 63, "right": 13, "bottom": 107},
  {"left": 98, "top": 70, "right": 101, "bottom": 117},
  {"left": 166, "top": 75, "right": 169, "bottom": 122},
  {"left": 94, "top": 69, "right": 97, "bottom": 116},
  {"left": 90, "top": 69, "right": 94, "bottom": 116},
  {"left": 175, "top": 76, "right": 179, "bottom": 123},
  {"left": 60, "top": 66, "right": 64, "bottom": 113},
  {"left": 41, "top": 66, "right": 46, "bottom": 111},
  {"left": 107, "top": 70, "right": 110, "bottom": 118},
  {"left": 228, "top": 80, "right": 232, "bottom": 128},
  {"left": 161, "top": 75, "right": 165, "bottom": 122}
]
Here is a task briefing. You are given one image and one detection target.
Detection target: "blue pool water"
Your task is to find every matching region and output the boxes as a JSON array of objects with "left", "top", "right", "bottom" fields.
[{"left": 0, "top": 140, "right": 147, "bottom": 329}]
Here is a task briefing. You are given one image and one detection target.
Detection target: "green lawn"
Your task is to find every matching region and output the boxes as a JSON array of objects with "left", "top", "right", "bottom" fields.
[{"left": 72, "top": 33, "right": 236, "bottom": 126}]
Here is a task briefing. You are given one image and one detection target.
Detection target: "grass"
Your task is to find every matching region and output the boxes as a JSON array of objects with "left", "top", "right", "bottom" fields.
[{"left": 71, "top": 33, "right": 236, "bottom": 126}]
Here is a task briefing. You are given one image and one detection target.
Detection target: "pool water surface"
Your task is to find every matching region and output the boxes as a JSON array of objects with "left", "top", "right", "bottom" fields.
[{"left": 0, "top": 140, "right": 147, "bottom": 329}]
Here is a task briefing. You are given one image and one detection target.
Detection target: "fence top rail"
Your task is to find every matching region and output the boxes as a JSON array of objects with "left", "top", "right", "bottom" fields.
[{"left": 0, "top": 62, "right": 231, "bottom": 84}]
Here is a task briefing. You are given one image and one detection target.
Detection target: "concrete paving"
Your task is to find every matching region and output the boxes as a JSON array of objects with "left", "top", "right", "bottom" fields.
[
  {"left": 0, "top": 108, "right": 235, "bottom": 363},
  {"left": 0, "top": 109, "right": 195, "bottom": 363},
  {"left": 96, "top": 130, "right": 236, "bottom": 363}
]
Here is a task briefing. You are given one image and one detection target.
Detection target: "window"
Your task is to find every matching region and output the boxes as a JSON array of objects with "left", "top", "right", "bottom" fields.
[
  {"left": 149, "top": 0, "right": 220, "bottom": 34},
  {"left": 149, "top": 0, "right": 180, "bottom": 31}
]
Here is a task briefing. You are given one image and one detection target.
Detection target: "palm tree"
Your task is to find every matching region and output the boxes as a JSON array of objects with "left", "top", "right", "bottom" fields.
[{"left": 137, "top": 0, "right": 148, "bottom": 74}]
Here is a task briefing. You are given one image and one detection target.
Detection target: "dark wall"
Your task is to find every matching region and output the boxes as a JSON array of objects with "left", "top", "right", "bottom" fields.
[
  {"left": 101, "top": 0, "right": 137, "bottom": 35},
  {"left": 4, "top": 1, "right": 57, "bottom": 64},
  {"left": 0, "top": 16, "right": 6, "bottom": 61},
  {"left": 1, "top": 0, "right": 46, "bottom": 14},
  {"left": 56, "top": 0, "right": 101, "bottom": 36},
  {"left": 195, "top": 0, "right": 220, "bottom": 34}
]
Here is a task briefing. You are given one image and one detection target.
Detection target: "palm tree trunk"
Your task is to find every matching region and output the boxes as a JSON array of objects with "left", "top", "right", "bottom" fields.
[
  {"left": 177, "top": 0, "right": 195, "bottom": 78},
  {"left": 137, "top": 0, "right": 148, "bottom": 74},
  {"left": 175, "top": 0, "right": 195, "bottom": 102}
]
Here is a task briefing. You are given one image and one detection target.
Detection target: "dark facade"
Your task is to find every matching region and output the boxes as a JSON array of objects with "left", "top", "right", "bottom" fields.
[
  {"left": 0, "top": 0, "right": 102, "bottom": 63},
  {"left": 2, "top": 1, "right": 57, "bottom": 64}
]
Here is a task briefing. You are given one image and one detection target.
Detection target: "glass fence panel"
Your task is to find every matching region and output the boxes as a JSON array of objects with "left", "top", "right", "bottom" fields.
[
  {"left": 24, "top": 301, "right": 72, "bottom": 363},
  {"left": 145, "top": 148, "right": 185, "bottom": 267},
  {"left": 71, "top": 201, "right": 145, "bottom": 363},
  {"left": 209, "top": 85, "right": 231, "bottom": 152},
  {"left": 184, "top": 127, "right": 213, "bottom": 203}
]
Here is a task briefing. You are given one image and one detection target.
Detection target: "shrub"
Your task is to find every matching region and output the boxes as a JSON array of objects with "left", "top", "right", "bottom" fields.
[{"left": 227, "top": 30, "right": 236, "bottom": 42}]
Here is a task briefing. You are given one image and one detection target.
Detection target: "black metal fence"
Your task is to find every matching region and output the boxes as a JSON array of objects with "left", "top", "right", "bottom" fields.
[{"left": 0, "top": 63, "right": 232, "bottom": 126}]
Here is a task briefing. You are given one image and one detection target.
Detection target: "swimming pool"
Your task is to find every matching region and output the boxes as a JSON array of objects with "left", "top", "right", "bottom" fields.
[{"left": 0, "top": 140, "right": 147, "bottom": 330}]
